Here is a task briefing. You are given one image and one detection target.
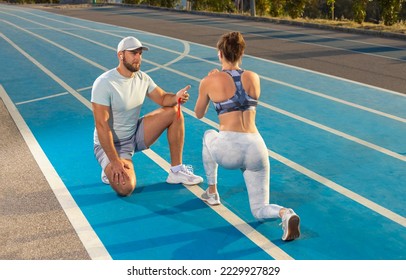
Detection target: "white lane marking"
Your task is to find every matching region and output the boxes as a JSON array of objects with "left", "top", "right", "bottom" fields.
[
  {"left": 5, "top": 7, "right": 405, "bottom": 125},
  {"left": 0, "top": 32, "right": 293, "bottom": 260},
  {"left": 144, "top": 149, "right": 293, "bottom": 260},
  {"left": 182, "top": 106, "right": 406, "bottom": 228},
  {"left": 3, "top": 17, "right": 404, "bottom": 162},
  {"left": 0, "top": 84, "right": 112, "bottom": 260}
]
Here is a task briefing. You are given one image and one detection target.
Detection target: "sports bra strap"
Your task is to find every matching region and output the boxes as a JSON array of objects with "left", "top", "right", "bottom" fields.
[{"left": 213, "top": 69, "right": 258, "bottom": 115}]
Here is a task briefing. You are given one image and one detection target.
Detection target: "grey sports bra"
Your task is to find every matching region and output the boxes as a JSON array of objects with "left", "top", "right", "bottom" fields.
[{"left": 212, "top": 69, "right": 258, "bottom": 115}]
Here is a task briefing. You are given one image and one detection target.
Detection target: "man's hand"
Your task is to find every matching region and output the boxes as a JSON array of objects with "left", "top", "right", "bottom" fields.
[
  {"left": 175, "top": 85, "right": 191, "bottom": 104},
  {"left": 109, "top": 159, "right": 131, "bottom": 186}
]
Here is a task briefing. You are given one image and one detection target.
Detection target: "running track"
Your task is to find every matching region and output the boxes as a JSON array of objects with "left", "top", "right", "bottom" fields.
[{"left": 0, "top": 4, "right": 405, "bottom": 262}]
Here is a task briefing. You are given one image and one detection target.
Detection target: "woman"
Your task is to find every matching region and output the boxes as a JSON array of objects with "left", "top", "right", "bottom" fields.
[{"left": 194, "top": 31, "right": 300, "bottom": 241}]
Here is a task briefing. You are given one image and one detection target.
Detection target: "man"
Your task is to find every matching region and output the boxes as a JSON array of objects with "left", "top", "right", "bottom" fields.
[{"left": 91, "top": 36, "right": 203, "bottom": 196}]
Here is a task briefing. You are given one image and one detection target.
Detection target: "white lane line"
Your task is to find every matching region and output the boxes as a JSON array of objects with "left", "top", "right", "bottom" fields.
[
  {"left": 0, "top": 32, "right": 293, "bottom": 260},
  {"left": 0, "top": 32, "right": 91, "bottom": 110},
  {"left": 15, "top": 92, "right": 70, "bottom": 105},
  {"left": 3, "top": 17, "right": 404, "bottom": 162},
  {"left": 3, "top": 15, "right": 405, "bottom": 227},
  {"left": 2, "top": 19, "right": 109, "bottom": 72},
  {"left": 259, "top": 102, "right": 406, "bottom": 162},
  {"left": 181, "top": 106, "right": 406, "bottom": 228},
  {"left": 268, "top": 150, "right": 406, "bottom": 228},
  {"left": 15, "top": 86, "right": 92, "bottom": 106},
  {"left": 7, "top": 8, "right": 406, "bottom": 117},
  {"left": 108, "top": 6, "right": 406, "bottom": 59},
  {"left": 0, "top": 84, "right": 112, "bottom": 260},
  {"left": 164, "top": 49, "right": 406, "bottom": 123},
  {"left": 258, "top": 77, "right": 406, "bottom": 123},
  {"left": 0, "top": 14, "right": 191, "bottom": 74},
  {"left": 244, "top": 25, "right": 406, "bottom": 62},
  {"left": 144, "top": 149, "right": 293, "bottom": 260}
]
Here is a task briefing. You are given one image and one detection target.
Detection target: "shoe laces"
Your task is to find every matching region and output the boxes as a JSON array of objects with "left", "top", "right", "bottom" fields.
[{"left": 180, "top": 164, "right": 194, "bottom": 175}]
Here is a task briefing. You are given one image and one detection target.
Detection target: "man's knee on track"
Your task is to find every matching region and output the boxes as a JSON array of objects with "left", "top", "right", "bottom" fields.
[{"left": 113, "top": 181, "right": 136, "bottom": 197}]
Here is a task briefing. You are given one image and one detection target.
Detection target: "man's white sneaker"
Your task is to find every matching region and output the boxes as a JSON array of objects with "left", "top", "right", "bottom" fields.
[
  {"left": 201, "top": 188, "right": 221, "bottom": 206},
  {"left": 281, "top": 208, "right": 301, "bottom": 241},
  {"left": 101, "top": 171, "right": 110, "bottom": 185},
  {"left": 166, "top": 164, "right": 203, "bottom": 185}
]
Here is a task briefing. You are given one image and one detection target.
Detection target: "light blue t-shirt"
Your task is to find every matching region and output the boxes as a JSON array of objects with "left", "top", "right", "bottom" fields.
[{"left": 91, "top": 68, "right": 157, "bottom": 144}]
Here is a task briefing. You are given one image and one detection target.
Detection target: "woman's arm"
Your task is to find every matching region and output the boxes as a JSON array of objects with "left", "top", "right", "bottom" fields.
[{"left": 195, "top": 77, "right": 211, "bottom": 119}]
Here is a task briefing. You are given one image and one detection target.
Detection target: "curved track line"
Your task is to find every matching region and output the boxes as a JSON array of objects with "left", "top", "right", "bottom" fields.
[{"left": 0, "top": 32, "right": 293, "bottom": 260}]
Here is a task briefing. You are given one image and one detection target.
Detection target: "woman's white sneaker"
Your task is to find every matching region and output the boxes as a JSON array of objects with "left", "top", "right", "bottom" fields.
[
  {"left": 280, "top": 208, "right": 301, "bottom": 241},
  {"left": 201, "top": 188, "right": 221, "bottom": 206}
]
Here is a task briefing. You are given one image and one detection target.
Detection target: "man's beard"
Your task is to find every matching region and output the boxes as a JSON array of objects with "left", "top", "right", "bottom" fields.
[{"left": 123, "top": 57, "right": 140, "bottom": 72}]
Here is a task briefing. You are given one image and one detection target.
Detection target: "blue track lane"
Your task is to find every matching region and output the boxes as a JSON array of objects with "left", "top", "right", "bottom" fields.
[{"left": 0, "top": 5, "right": 405, "bottom": 260}]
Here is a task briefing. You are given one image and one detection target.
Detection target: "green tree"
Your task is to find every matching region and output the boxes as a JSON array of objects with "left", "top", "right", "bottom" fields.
[
  {"left": 285, "top": 0, "right": 308, "bottom": 19},
  {"left": 327, "top": 0, "right": 335, "bottom": 19},
  {"left": 353, "top": 0, "right": 370, "bottom": 23},
  {"left": 255, "top": 0, "right": 271, "bottom": 16},
  {"left": 303, "top": 0, "right": 325, "bottom": 19},
  {"left": 191, "top": 0, "right": 235, "bottom": 12},
  {"left": 123, "top": 0, "right": 143, "bottom": 4},
  {"left": 269, "top": 0, "right": 286, "bottom": 17},
  {"left": 378, "top": 0, "right": 404, "bottom": 25}
]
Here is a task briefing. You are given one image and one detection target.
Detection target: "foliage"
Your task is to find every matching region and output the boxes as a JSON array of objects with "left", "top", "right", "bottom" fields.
[
  {"left": 190, "top": 0, "right": 235, "bottom": 12},
  {"left": 327, "top": 0, "right": 335, "bottom": 19},
  {"left": 123, "top": 0, "right": 143, "bottom": 4},
  {"left": 303, "top": 0, "right": 326, "bottom": 19},
  {"left": 285, "top": 0, "right": 307, "bottom": 19},
  {"left": 7, "top": 0, "right": 406, "bottom": 26},
  {"left": 269, "top": 0, "right": 286, "bottom": 17},
  {"left": 378, "top": 0, "right": 404, "bottom": 25},
  {"left": 353, "top": 0, "right": 370, "bottom": 23},
  {"left": 125, "top": 0, "right": 178, "bottom": 8},
  {"left": 7, "top": 0, "right": 59, "bottom": 3},
  {"left": 255, "top": 0, "right": 271, "bottom": 16}
]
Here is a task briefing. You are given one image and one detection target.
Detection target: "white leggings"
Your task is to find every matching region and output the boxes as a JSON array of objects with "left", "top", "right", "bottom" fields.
[{"left": 202, "top": 129, "right": 283, "bottom": 220}]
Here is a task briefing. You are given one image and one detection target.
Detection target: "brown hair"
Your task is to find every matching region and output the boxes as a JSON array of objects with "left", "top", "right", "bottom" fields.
[{"left": 216, "top": 31, "right": 245, "bottom": 64}]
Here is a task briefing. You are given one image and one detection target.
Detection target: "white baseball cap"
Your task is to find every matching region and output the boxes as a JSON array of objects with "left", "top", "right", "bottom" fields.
[{"left": 117, "top": 36, "right": 149, "bottom": 53}]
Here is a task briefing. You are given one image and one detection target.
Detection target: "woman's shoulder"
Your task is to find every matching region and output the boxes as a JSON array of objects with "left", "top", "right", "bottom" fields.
[
  {"left": 241, "top": 69, "right": 259, "bottom": 77},
  {"left": 201, "top": 69, "right": 224, "bottom": 83}
]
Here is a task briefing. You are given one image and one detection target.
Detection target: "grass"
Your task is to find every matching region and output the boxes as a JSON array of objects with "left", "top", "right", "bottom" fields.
[
  {"left": 37, "top": 3, "right": 406, "bottom": 36},
  {"left": 293, "top": 17, "right": 406, "bottom": 35}
]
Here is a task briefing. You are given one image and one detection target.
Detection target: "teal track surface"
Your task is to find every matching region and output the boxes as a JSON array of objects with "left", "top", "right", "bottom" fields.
[{"left": 0, "top": 5, "right": 405, "bottom": 260}]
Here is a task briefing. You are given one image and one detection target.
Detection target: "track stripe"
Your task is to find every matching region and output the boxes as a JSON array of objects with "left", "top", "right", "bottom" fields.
[
  {"left": 0, "top": 32, "right": 293, "bottom": 260},
  {"left": 8, "top": 7, "right": 406, "bottom": 126},
  {"left": 259, "top": 101, "right": 405, "bottom": 162},
  {"left": 144, "top": 149, "right": 293, "bottom": 260},
  {"left": 0, "top": 84, "right": 112, "bottom": 260},
  {"left": 15, "top": 92, "right": 69, "bottom": 105},
  {"left": 181, "top": 107, "right": 406, "bottom": 228},
  {"left": 2, "top": 25, "right": 404, "bottom": 227},
  {"left": 0, "top": 32, "right": 91, "bottom": 110},
  {"left": 5, "top": 16, "right": 402, "bottom": 162}
]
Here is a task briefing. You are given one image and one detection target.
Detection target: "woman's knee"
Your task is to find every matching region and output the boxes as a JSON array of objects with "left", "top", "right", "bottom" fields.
[{"left": 203, "top": 129, "right": 218, "bottom": 145}]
